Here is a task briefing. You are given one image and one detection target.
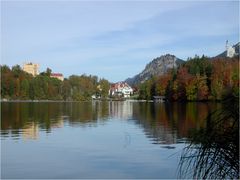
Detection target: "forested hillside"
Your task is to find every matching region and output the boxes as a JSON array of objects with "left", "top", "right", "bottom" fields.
[
  {"left": 138, "top": 55, "right": 239, "bottom": 101},
  {"left": 1, "top": 65, "right": 110, "bottom": 101},
  {"left": 1, "top": 55, "right": 239, "bottom": 102}
]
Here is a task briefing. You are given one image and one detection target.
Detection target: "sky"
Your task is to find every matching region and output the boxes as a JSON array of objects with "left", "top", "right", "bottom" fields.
[{"left": 1, "top": 1, "right": 239, "bottom": 82}]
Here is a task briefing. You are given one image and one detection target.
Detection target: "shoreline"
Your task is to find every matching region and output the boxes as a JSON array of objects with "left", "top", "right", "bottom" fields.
[
  {"left": 0, "top": 99, "right": 220, "bottom": 103},
  {"left": 0, "top": 99, "right": 147, "bottom": 103}
]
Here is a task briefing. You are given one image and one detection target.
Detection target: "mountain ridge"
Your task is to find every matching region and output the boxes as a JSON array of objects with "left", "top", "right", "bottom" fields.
[
  {"left": 125, "top": 54, "right": 184, "bottom": 86},
  {"left": 125, "top": 42, "right": 239, "bottom": 86}
]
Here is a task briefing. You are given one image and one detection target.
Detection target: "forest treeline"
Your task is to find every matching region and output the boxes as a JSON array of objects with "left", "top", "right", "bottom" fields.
[
  {"left": 1, "top": 65, "right": 110, "bottom": 101},
  {"left": 1, "top": 55, "right": 239, "bottom": 101},
  {"left": 138, "top": 56, "right": 239, "bottom": 101}
]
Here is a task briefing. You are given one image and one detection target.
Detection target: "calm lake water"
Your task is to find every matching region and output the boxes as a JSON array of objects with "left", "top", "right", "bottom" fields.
[{"left": 1, "top": 101, "right": 219, "bottom": 179}]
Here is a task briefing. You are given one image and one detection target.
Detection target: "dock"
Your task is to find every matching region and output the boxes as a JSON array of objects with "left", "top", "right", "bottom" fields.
[{"left": 153, "top": 96, "right": 166, "bottom": 102}]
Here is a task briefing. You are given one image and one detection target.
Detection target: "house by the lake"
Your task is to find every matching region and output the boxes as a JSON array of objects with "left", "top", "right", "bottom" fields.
[
  {"left": 50, "top": 73, "right": 64, "bottom": 81},
  {"left": 109, "top": 82, "right": 133, "bottom": 98}
]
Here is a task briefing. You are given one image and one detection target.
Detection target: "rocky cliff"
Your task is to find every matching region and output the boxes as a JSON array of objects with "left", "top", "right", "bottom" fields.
[{"left": 125, "top": 54, "right": 184, "bottom": 86}]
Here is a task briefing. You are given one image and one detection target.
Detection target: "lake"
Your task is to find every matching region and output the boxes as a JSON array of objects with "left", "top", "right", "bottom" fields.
[{"left": 1, "top": 101, "right": 220, "bottom": 179}]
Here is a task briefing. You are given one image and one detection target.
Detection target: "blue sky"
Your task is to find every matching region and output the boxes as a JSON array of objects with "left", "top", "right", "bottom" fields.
[{"left": 1, "top": 1, "right": 239, "bottom": 82}]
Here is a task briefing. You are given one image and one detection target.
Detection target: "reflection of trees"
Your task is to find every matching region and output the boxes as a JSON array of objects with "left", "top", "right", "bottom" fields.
[
  {"left": 179, "top": 96, "right": 239, "bottom": 179},
  {"left": 66, "top": 101, "right": 109, "bottom": 126},
  {"left": 1, "top": 102, "right": 66, "bottom": 137},
  {"left": 2, "top": 101, "right": 221, "bottom": 147},
  {"left": 131, "top": 102, "right": 217, "bottom": 145},
  {"left": 132, "top": 103, "right": 178, "bottom": 144},
  {"left": 1, "top": 101, "right": 111, "bottom": 138}
]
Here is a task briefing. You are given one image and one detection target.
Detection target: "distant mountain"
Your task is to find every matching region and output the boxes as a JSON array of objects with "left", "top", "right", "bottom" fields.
[
  {"left": 125, "top": 54, "right": 184, "bottom": 86},
  {"left": 215, "top": 42, "right": 239, "bottom": 58}
]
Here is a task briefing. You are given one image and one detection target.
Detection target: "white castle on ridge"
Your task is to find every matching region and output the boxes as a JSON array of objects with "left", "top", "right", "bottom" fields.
[{"left": 226, "top": 40, "right": 236, "bottom": 58}]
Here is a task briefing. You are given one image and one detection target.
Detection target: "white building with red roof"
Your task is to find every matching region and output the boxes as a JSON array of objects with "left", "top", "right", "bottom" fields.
[
  {"left": 109, "top": 82, "right": 133, "bottom": 98},
  {"left": 50, "top": 73, "right": 64, "bottom": 81}
]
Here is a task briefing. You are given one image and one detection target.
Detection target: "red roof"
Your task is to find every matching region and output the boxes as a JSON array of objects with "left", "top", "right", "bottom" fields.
[
  {"left": 51, "top": 73, "right": 63, "bottom": 77},
  {"left": 110, "top": 82, "right": 131, "bottom": 91}
]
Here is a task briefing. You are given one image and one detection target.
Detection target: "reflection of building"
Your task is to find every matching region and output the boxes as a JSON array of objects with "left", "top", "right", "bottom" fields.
[
  {"left": 109, "top": 101, "right": 133, "bottom": 119},
  {"left": 23, "top": 62, "right": 39, "bottom": 76},
  {"left": 22, "top": 116, "right": 64, "bottom": 140},
  {"left": 22, "top": 122, "right": 39, "bottom": 140},
  {"left": 51, "top": 116, "right": 64, "bottom": 128},
  {"left": 109, "top": 82, "right": 133, "bottom": 98},
  {"left": 50, "top": 73, "right": 64, "bottom": 81}
]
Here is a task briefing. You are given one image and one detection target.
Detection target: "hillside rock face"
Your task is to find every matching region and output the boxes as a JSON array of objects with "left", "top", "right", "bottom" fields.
[{"left": 125, "top": 54, "right": 184, "bottom": 86}]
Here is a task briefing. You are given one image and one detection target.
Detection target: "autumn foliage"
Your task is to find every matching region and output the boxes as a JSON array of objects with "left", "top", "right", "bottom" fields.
[
  {"left": 1, "top": 55, "right": 239, "bottom": 101},
  {"left": 1, "top": 65, "right": 110, "bottom": 101},
  {"left": 138, "top": 55, "right": 239, "bottom": 101}
]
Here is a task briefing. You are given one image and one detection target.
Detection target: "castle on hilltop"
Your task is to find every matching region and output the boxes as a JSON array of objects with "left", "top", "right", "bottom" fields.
[
  {"left": 226, "top": 40, "right": 237, "bottom": 58},
  {"left": 22, "top": 62, "right": 64, "bottom": 80},
  {"left": 23, "top": 62, "right": 39, "bottom": 76}
]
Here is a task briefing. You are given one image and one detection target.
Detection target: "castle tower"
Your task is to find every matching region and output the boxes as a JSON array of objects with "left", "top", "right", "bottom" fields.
[
  {"left": 226, "top": 40, "right": 236, "bottom": 58},
  {"left": 226, "top": 40, "right": 229, "bottom": 50},
  {"left": 23, "top": 62, "right": 39, "bottom": 76}
]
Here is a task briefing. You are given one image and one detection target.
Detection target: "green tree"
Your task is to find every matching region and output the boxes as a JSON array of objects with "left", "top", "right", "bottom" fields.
[
  {"left": 62, "top": 80, "right": 71, "bottom": 100},
  {"left": 186, "top": 78, "right": 197, "bottom": 101},
  {"left": 29, "top": 81, "right": 35, "bottom": 99},
  {"left": 12, "top": 65, "right": 22, "bottom": 78},
  {"left": 46, "top": 68, "right": 52, "bottom": 77},
  {"left": 20, "top": 79, "right": 29, "bottom": 99},
  {"left": 9, "top": 80, "right": 15, "bottom": 97},
  {"left": 99, "top": 78, "right": 110, "bottom": 98}
]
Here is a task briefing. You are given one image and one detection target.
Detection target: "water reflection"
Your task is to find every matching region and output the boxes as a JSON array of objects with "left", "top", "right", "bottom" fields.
[
  {"left": 110, "top": 101, "right": 133, "bottom": 119},
  {"left": 2, "top": 101, "right": 230, "bottom": 179},
  {"left": 1, "top": 101, "right": 219, "bottom": 142},
  {"left": 131, "top": 102, "right": 218, "bottom": 145},
  {"left": 179, "top": 96, "right": 239, "bottom": 179}
]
